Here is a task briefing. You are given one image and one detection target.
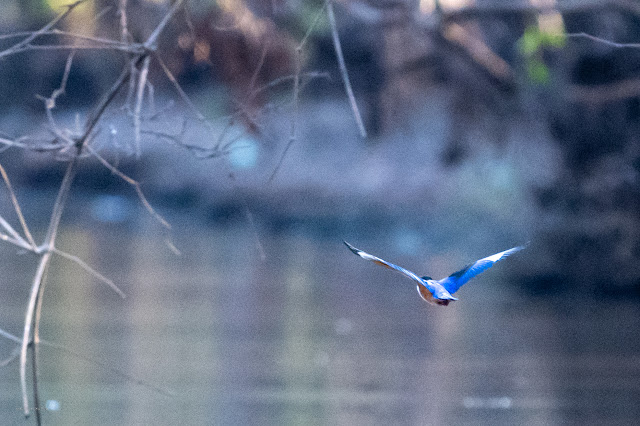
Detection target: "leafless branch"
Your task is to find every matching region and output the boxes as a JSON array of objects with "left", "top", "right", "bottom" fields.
[
  {"left": 20, "top": 154, "right": 77, "bottom": 417},
  {"left": 10, "top": 1, "right": 190, "bottom": 417},
  {"left": 52, "top": 248, "right": 126, "bottom": 298},
  {"left": 268, "top": 1, "right": 329, "bottom": 182},
  {"left": 268, "top": 48, "right": 302, "bottom": 183},
  {"left": 86, "top": 145, "right": 171, "bottom": 229},
  {"left": 249, "top": 71, "right": 330, "bottom": 99},
  {"left": 118, "top": 0, "right": 132, "bottom": 44},
  {"left": 327, "top": 1, "right": 367, "bottom": 138},
  {"left": 0, "top": 163, "right": 36, "bottom": 250},
  {"left": 1, "top": 346, "right": 20, "bottom": 367},
  {"left": 565, "top": 32, "right": 640, "bottom": 48},
  {"left": 0, "top": 0, "right": 90, "bottom": 60},
  {"left": 0, "top": 327, "right": 174, "bottom": 396},
  {"left": 134, "top": 56, "right": 151, "bottom": 157},
  {"left": 154, "top": 54, "right": 217, "bottom": 131},
  {"left": 31, "top": 258, "right": 51, "bottom": 425},
  {"left": 37, "top": 50, "right": 77, "bottom": 143}
]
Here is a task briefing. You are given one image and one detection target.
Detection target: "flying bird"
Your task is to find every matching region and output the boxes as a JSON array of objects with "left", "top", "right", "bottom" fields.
[{"left": 343, "top": 241, "right": 526, "bottom": 306}]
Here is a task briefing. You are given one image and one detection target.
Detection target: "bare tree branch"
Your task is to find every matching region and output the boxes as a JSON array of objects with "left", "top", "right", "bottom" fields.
[
  {"left": 565, "top": 32, "right": 640, "bottom": 49},
  {"left": 269, "top": 1, "right": 330, "bottom": 182},
  {"left": 269, "top": 48, "right": 302, "bottom": 183},
  {"left": 0, "top": 163, "right": 36, "bottom": 250},
  {"left": 1, "top": 327, "right": 174, "bottom": 396},
  {"left": 327, "top": 1, "right": 367, "bottom": 138},
  {"left": 118, "top": 0, "right": 132, "bottom": 43},
  {"left": 20, "top": 153, "right": 78, "bottom": 417},
  {"left": 0, "top": 0, "right": 90, "bottom": 60},
  {"left": 52, "top": 248, "right": 126, "bottom": 298},
  {"left": 134, "top": 55, "right": 151, "bottom": 157},
  {"left": 86, "top": 145, "right": 171, "bottom": 229}
]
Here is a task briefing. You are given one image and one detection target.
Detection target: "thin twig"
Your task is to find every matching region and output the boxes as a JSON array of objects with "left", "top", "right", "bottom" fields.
[
  {"left": 134, "top": 55, "right": 151, "bottom": 157},
  {"left": 39, "top": 339, "right": 176, "bottom": 396},
  {"left": 248, "top": 43, "right": 270, "bottom": 95},
  {"left": 42, "top": 50, "right": 75, "bottom": 111},
  {"left": 20, "top": 156, "right": 78, "bottom": 417},
  {"left": 52, "top": 248, "right": 126, "bottom": 298},
  {"left": 0, "top": 230, "right": 32, "bottom": 250},
  {"left": 86, "top": 145, "right": 171, "bottom": 229},
  {"left": 0, "top": 135, "right": 27, "bottom": 151},
  {"left": 0, "top": 44, "right": 145, "bottom": 56},
  {"left": 165, "top": 239, "right": 181, "bottom": 256},
  {"left": 0, "top": 29, "right": 140, "bottom": 48},
  {"left": 83, "top": 55, "right": 142, "bottom": 142},
  {"left": 565, "top": 31, "right": 640, "bottom": 48},
  {"left": 243, "top": 199, "right": 266, "bottom": 262},
  {"left": 0, "top": 214, "right": 31, "bottom": 250},
  {"left": 0, "top": 327, "right": 174, "bottom": 396},
  {"left": 0, "top": 163, "right": 36, "bottom": 249},
  {"left": 268, "top": 1, "right": 332, "bottom": 181},
  {"left": 32, "top": 259, "right": 51, "bottom": 426},
  {"left": 1, "top": 346, "right": 20, "bottom": 367},
  {"left": 144, "top": 0, "right": 186, "bottom": 50},
  {"left": 0, "top": 0, "right": 90, "bottom": 60},
  {"left": 10, "top": 0, "right": 190, "bottom": 417},
  {"left": 0, "top": 326, "right": 21, "bottom": 343},
  {"left": 327, "top": 1, "right": 367, "bottom": 138},
  {"left": 154, "top": 54, "right": 215, "bottom": 129},
  {"left": 37, "top": 51, "right": 77, "bottom": 145},
  {"left": 20, "top": 251, "right": 52, "bottom": 418},
  {"left": 249, "top": 71, "right": 330, "bottom": 99},
  {"left": 118, "top": 0, "right": 131, "bottom": 43},
  {"left": 146, "top": 80, "right": 156, "bottom": 117},
  {"left": 268, "top": 48, "right": 302, "bottom": 183}
]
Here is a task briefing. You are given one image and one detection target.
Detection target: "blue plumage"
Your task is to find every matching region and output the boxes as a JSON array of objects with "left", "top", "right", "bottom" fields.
[{"left": 344, "top": 241, "right": 526, "bottom": 306}]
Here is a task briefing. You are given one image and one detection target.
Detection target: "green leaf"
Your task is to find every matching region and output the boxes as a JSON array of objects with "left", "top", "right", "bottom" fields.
[
  {"left": 527, "top": 58, "right": 550, "bottom": 84},
  {"left": 519, "top": 26, "right": 542, "bottom": 56}
]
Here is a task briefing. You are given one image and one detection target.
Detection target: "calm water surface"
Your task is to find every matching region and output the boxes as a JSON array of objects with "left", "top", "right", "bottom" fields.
[{"left": 1, "top": 208, "right": 639, "bottom": 425}]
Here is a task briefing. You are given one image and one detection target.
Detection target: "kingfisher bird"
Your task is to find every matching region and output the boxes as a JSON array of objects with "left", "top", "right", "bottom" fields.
[{"left": 343, "top": 241, "right": 526, "bottom": 306}]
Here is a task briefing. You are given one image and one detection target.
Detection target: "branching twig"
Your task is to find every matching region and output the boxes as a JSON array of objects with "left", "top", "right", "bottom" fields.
[
  {"left": 268, "top": 1, "right": 330, "bottom": 182},
  {"left": 154, "top": 54, "right": 218, "bottom": 132},
  {"left": 0, "top": 0, "right": 90, "bottom": 60},
  {"left": 12, "top": 1, "right": 190, "bottom": 417},
  {"left": 0, "top": 163, "right": 36, "bottom": 250},
  {"left": 37, "top": 50, "right": 77, "bottom": 147},
  {"left": 20, "top": 155, "right": 77, "bottom": 417},
  {"left": 86, "top": 145, "right": 171, "bottom": 229}
]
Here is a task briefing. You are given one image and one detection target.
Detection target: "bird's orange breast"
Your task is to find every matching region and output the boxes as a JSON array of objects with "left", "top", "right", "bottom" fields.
[{"left": 417, "top": 284, "right": 450, "bottom": 306}]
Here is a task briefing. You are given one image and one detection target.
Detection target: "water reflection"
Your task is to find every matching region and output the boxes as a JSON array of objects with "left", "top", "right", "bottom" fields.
[{"left": 1, "top": 213, "right": 640, "bottom": 425}]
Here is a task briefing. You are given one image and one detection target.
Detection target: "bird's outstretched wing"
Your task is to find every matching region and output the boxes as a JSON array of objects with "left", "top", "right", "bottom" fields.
[
  {"left": 343, "top": 241, "right": 426, "bottom": 285},
  {"left": 439, "top": 245, "right": 526, "bottom": 294}
]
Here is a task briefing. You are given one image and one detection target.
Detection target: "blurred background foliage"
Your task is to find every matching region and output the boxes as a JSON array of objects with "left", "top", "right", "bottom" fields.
[{"left": 1, "top": 0, "right": 640, "bottom": 296}]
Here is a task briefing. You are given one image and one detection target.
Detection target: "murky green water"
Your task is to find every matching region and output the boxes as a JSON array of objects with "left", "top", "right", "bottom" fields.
[{"left": 1, "top": 205, "right": 640, "bottom": 425}]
